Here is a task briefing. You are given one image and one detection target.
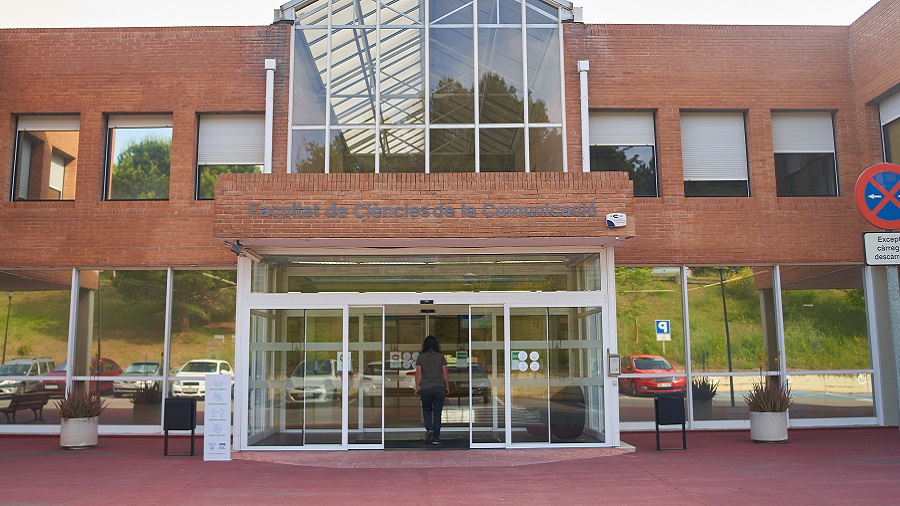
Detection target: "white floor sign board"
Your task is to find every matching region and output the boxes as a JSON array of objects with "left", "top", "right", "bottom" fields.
[{"left": 203, "top": 374, "right": 232, "bottom": 461}]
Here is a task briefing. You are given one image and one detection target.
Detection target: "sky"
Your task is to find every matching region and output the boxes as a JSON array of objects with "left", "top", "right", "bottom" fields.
[{"left": 0, "top": 0, "right": 882, "bottom": 28}]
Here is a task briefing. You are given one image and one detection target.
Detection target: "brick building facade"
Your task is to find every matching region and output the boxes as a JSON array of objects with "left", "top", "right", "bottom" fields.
[{"left": 2, "top": 0, "right": 899, "bottom": 447}]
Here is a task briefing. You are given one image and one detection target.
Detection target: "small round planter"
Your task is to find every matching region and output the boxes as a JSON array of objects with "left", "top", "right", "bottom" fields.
[
  {"left": 749, "top": 411, "right": 788, "bottom": 443},
  {"left": 60, "top": 417, "right": 99, "bottom": 449}
]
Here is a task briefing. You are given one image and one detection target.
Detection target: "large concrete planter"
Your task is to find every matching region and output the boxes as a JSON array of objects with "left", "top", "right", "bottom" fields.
[
  {"left": 749, "top": 411, "right": 788, "bottom": 443},
  {"left": 60, "top": 417, "right": 99, "bottom": 449}
]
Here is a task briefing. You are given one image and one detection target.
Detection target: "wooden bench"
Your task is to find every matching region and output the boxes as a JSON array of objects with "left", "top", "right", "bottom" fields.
[{"left": 0, "top": 392, "right": 52, "bottom": 423}]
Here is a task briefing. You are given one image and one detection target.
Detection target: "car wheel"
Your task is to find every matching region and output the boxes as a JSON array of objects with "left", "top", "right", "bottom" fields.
[
  {"left": 114, "top": 392, "right": 122, "bottom": 398},
  {"left": 15, "top": 383, "right": 25, "bottom": 395}
]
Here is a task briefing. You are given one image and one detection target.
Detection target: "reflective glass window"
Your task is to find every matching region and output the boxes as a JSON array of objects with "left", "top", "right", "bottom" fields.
[
  {"left": 292, "top": 130, "right": 327, "bottom": 173},
  {"left": 430, "top": 0, "right": 473, "bottom": 24},
  {"left": 380, "top": 29, "right": 424, "bottom": 125},
  {"left": 330, "top": 128, "right": 377, "bottom": 173},
  {"left": 380, "top": 129, "right": 425, "bottom": 173},
  {"left": 480, "top": 127, "right": 525, "bottom": 172},
  {"left": 430, "top": 28, "right": 475, "bottom": 125},
  {"left": 106, "top": 116, "right": 172, "bottom": 200},
  {"left": 529, "top": 127, "right": 563, "bottom": 172},
  {"left": 526, "top": 28, "right": 561, "bottom": 124},
  {"left": 293, "top": 29, "right": 329, "bottom": 126},
  {"left": 381, "top": 0, "right": 423, "bottom": 25},
  {"left": 331, "top": 0, "right": 377, "bottom": 25},
  {"left": 477, "top": 0, "right": 522, "bottom": 24},
  {"left": 12, "top": 116, "right": 80, "bottom": 201},
  {"left": 430, "top": 128, "right": 475, "bottom": 173},
  {"left": 479, "top": 28, "right": 525, "bottom": 124},
  {"left": 884, "top": 117, "right": 900, "bottom": 164}
]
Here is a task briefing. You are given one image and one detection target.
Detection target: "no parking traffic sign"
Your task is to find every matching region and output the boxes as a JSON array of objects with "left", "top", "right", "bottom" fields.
[{"left": 855, "top": 163, "right": 900, "bottom": 230}]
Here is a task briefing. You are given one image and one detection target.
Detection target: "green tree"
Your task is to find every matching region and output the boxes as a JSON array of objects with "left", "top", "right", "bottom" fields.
[
  {"left": 616, "top": 267, "right": 654, "bottom": 346},
  {"left": 109, "top": 137, "right": 171, "bottom": 199},
  {"left": 198, "top": 165, "right": 262, "bottom": 199},
  {"left": 110, "top": 270, "right": 236, "bottom": 333}
]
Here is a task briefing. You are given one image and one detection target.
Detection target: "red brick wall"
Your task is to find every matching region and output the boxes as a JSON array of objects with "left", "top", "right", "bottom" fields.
[
  {"left": 0, "top": 26, "right": 291, "bottom": 267},
  {"left": 850, "top": 0, "right": 900, "bottom": 168},
  {"left": 214, "top": 172, "right": 634, "bottom": 245},
  {"left": 564, "top": 21, "right": 890, "bottom": 265},
  {"left": 2, "top": 10, "right": 899, "bottom": 269}
]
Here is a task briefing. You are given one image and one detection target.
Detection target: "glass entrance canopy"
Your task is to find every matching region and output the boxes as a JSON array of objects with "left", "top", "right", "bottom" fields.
[{"left": 282, "top": 0, "right": 573, "bottom": 173}]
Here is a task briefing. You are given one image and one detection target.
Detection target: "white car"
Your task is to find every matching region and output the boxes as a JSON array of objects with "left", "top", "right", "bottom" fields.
[
  {"left": 286, "top": 359, "right": 355, "bottom": 404},
  {"left": 360, "top": 361, "right": 416, "bottom": 398},
  {"left": 171, "top": 359, "right": 233, "bottom": 398},
  {"left": 0, "top": 357, "right": 56, "bottom": 395}
]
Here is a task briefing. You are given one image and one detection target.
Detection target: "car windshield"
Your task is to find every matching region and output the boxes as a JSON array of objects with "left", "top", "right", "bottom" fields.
[
  {"left": 124, "top": 363, "right": 159, "bottom": 374},
  {"left": 633, "top": 357, "right": 673, "bottom": 370},
  {"left": 181, "top": 362, "right": 218, "bottom": 373},
  {"left": 0, "top": 364, "right": 30, "bottom": 375},
  {"left": 293, "top": 360, "right": 332, "bottom": 377},
  {"left": 364, "top": 363, "right": 383, "bottom": 375}
]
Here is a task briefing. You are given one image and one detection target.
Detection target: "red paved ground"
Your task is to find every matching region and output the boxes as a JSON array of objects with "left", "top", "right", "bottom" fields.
[{"left": 1, "top": 428, "right": 898, "bottom": 505}]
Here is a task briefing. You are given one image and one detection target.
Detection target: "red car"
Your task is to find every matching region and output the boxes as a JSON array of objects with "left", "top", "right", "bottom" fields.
[
  {"left": 620, "top": 354, "right": 686, "bottom": 396},
  {"left": 38, "top": 358, "right": 123, "bottom": 397}
]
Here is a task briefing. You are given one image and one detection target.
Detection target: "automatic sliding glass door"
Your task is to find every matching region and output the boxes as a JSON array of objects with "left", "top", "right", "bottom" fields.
[
  {"left": 469, "top": 306, "right": 506, "bottom": 447},
  {"left": 507, "top": 306, "right": 605, "bottom": 446},
  {"left": 348, "top": 307, "right": 384, "bottom": 448}
]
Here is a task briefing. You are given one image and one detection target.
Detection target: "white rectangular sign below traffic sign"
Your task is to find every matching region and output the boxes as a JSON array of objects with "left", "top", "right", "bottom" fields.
[{"left": 864, "top": 232, "right": 900, "bottom": 265}]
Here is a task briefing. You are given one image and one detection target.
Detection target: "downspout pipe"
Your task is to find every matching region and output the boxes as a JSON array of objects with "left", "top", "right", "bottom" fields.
[
  {"left": 264, "top": 59, "right": 277, "bottom": 173},
  {"left": 578, "top": 60, "right": 590, "bottom": 172}
]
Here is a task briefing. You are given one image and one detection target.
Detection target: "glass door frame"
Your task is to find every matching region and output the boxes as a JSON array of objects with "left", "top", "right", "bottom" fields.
[{"left": 234, "top": 253, "right": 619, "bottom": 451}]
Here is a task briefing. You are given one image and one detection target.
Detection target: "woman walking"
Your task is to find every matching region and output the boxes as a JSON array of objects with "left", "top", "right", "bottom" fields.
[{"left": 414, "top": 335, "right": 450, "bottom": 445}]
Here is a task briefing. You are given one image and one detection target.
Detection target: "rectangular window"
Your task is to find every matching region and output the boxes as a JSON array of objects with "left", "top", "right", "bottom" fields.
[
  {"left": 881, "top": 91, "right": 900, "bottom": 164},
  {"left": 589, "top": 112, "right": 658, "bottom": 197},
  {"left": 681, "top": 112, "right": 749, "bottom": 197},
  {"left": 12, "top": 115, "right": 80, "bottom": 201},
  {"left": 772, "top": 112, "right": 837, "bottom": 196},
  {"left": 106, "top": 115, "right": 173, "bottom": 200},
  {"left": 197, "top": 114, "right": 265, "bottom": 199}
]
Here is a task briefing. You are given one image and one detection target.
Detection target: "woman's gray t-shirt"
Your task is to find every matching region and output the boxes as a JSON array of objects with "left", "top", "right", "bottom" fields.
[{"left": 416, "top": 350, "right": 447, "bottom": 390}]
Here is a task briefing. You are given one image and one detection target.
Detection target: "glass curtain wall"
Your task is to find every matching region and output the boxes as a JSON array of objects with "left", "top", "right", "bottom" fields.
[
  {"left": 616, "top": 264, "right": 876, "bottom": 428},
  {"left": 289, "top": 0, "right": 567, "bottom": 173}
]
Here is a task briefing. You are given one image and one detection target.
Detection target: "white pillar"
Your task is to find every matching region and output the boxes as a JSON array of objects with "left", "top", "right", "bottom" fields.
[
  {"left": 264, "top": 59, "right": 277, "bottom": 174},
  {"left": 578, "top": 60, "right": 590, "bottom": 172}
]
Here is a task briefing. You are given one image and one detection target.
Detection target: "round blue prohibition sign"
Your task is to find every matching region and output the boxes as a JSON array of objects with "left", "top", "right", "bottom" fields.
[{"left": 856, "top": 164, "right": 900, "bottom": 230}]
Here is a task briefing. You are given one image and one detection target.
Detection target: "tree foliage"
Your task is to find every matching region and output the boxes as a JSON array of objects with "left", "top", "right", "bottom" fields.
[
  {"left": 109, "top": 136, "right": 171, "bottom": 199},
  {"left": 109, "top": 270, "right": 236, "bottom": 333}
]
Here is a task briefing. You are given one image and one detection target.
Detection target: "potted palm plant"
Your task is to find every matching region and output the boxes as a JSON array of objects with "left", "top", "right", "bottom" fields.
[
  {"left": 744, "top": 377, "right": 793, "bottom": 443},
  {"left": 131, "top": 383, "right": 163, "bottom": 424},
  {"left": 56, "top": 384, "right": 107, "bottom": 449},
  {"left": 691, "top": 376, "right": 718, "bottom": 420}
]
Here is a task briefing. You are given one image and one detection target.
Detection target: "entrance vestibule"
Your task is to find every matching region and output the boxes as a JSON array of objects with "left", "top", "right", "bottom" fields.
[{"left": 237, "top": 251, "right": 616, "bottom": 450}]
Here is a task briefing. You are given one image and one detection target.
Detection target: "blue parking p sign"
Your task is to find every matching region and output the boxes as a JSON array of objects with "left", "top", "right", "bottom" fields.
[{"left": 656, "top": 320, "right": 671, "bottom": 342}]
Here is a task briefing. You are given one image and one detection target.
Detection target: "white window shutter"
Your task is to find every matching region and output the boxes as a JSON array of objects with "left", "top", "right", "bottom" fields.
[
  {"left": 17, "top": 115, "right": 80, "bottom": 131},
  {"left": 589, "top": 112, "right": 655, "bottom": 146},
  {"left": 881, "top": 91, "right": 900, "bottom": 126},
  {"left": 771, "top": 112, "right": 835, "bottom": 153},
  {"left": 197, "top": 114, "right": 265, "bottom": 166},
  {"left": 681, "top": 113, "right": 748, "bottom": 181}
]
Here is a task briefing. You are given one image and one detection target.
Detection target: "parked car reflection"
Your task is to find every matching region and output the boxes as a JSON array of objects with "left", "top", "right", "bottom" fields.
[
  {"left": 619, "top": 354, "right": 686, "bottom": 396},
  {"left": 171, "top": 359, "right": 233, "bottom": 398},
  {"left": 113, "top": 361, "right": 163, "bottom": 398},
  {"left": 38, "top": 358, "right": 123, "bottom": 397},
  {"left": 447, "top": 362, "right": 492, "bottom": 403}
]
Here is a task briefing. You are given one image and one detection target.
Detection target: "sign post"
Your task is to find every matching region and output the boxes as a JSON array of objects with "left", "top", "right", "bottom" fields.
[
  {"left": 656, "top": 320, "right": 671, "bottom": 355},
  {"left": 855, "top": 163, "right": 900, "bottom": 434},
  {"left": 203, "top": 374, "right": 232, "bottom": 461}
]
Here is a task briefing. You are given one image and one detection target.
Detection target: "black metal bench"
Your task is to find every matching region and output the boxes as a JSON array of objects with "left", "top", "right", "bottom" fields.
[{"left": 0, "top": 392, "right": 52, "bottom": 423}]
